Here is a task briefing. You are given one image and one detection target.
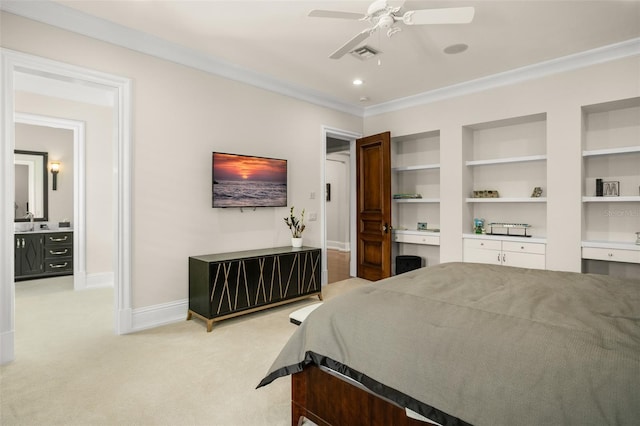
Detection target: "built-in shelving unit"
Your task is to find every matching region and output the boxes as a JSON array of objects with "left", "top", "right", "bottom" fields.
[
  {"left": 462, "top": 113, "right": 548, "bottom": 238},
  {"left": 581, "top": 97, "right": 640, "bottom": 273},
  {"left": 391, "top": 130, "right": 441, "bottom": 270}
]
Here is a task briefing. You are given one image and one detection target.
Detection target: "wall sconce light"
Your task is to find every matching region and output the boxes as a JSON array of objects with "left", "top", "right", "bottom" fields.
[{"left": 50, "top": 162, "right": 60, "bottom": 191}]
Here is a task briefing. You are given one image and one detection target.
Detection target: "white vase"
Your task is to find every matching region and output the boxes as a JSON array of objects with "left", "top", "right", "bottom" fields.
[{"left": 291, "top": 237, "right": 303, "bottom": 248}]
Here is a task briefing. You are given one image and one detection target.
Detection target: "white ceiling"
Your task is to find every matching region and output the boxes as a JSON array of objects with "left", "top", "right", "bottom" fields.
[{"left": 4, "top": 1, "right": 640, "bottom": 113}]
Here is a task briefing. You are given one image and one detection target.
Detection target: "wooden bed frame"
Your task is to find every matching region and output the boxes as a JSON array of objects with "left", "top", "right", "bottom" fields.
[{"left": 291, "top": 365, "right": 432, "bottom": 426}]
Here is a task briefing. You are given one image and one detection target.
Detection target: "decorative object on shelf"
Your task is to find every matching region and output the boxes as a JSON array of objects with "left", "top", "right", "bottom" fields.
[
  {"left": 596, "top": 178, "right": 603, "bottom": 197},
  {"left": 393, "top": 193, "right": 422, "bottom": 199},
  {"left": 284, "top": 206, "right": 305, "bottom": 246},
  {"left": 473, "top": 218, "right": 485, "bottom": 234},
  {"left": 531, "top": 187, "right": 543, "bottom": 197},
  {"left": 603, "top": 181, "right": 620, "bottom": 197},
  {"left": 487, "top": 223, "right": 532, "bottom": 237},
  {"left": 636, "top": 232, "right": 640, "bottom": 246},
  {"left": 417, "top": 222, "right": 428, "bottom": 231},
  {"left": 472, "top": 190, "right": 499, "bottom": 198}
]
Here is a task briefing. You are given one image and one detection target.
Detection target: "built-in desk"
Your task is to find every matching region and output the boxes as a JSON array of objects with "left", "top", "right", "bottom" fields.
[{"left": 188, "top": 246, "right": 322, "bottom": 332}]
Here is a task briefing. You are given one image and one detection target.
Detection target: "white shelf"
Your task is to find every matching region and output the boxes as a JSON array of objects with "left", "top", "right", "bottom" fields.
[
  {"left": 582, "top": 145, "right": 640, "bottom": 157},
  {"left": 392, "top": 163, "right": 440, "bottom": 172},
  {"left": 466, "top": 197, "right": 547, "bottom": 203},
  {"left": 465, "top": 154, "right": 546, "bottom": 167},
  {"left": 394, "top": 198, "right": 440, "bottom": 204},
  {"left": 394, "top": 229, "right": 440, "bottom": 236},
  {"left": 463, "top": 233, "right": 547, "bottom": 244},
  {"left": 582, "top": 240, "right": 640, "bottom": 251},
  {"left": 582, "top": 196, "right": 640, "bottom": 202}
]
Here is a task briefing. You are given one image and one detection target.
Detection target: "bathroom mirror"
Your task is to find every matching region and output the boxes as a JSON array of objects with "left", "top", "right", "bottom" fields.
[{"left": 14, "top": 150, "right": 48, "bottom": 222}]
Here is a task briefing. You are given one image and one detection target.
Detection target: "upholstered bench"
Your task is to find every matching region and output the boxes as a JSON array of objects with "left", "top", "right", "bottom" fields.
[{"left": 289, "top": 302, "right": 323, "bottom": 326}]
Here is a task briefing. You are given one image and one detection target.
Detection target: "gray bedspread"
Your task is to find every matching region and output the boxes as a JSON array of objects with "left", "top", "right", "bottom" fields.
[{"left": 258, "top": 262, "right": 640, "bottom": 425}]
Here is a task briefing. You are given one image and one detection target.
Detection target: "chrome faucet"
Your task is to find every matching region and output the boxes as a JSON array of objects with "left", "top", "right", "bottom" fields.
[{"left": 24, "top": 211, "right": 34, "bottom": 231}]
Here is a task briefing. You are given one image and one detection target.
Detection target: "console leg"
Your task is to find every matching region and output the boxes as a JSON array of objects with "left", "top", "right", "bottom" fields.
[
  {"left": 317, "top": 293, "right": 323, "bottom": 301},
  {"left": 186, "top": 310, "right": 193, "bottom": 321}
]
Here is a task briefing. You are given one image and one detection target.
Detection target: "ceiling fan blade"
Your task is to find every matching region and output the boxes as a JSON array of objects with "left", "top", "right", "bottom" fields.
[
  {"left": 402, "top": 6, "right": 475, "bottom": 25},
  {"left": 329, "top": 29, "right": 372, "bottom": 59},
  {"left": 308, "top": 9, "right": 365, "bottom": 20}
]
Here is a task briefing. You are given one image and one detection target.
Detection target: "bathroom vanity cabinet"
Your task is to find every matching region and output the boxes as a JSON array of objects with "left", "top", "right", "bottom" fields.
[{"left": 14, "top": 230, "right": 73, "bottom": 281}]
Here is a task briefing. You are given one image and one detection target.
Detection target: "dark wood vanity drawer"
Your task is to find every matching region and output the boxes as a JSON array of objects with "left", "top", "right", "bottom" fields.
[
  {"left": 45, "top": 232, "right": 72, "bottom": 246},
  {"left": 45, "top": 259, "right": 73, "bottom": 274},
  {"left": 44, "top": 245, "right": 73, "bottom": 260}
]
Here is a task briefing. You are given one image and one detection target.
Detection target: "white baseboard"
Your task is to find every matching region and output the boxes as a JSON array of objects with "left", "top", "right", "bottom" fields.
[
  {"left": 0, "top": 329, "right": 15, "bottom": 365},
  {"left": 130, "top": 299, "right": 188, "bottom": 333},
  {"left": 86, "top": 272, "right": 114, "bottom": 289},
  {"left": 327, "top": 240, "right": 350, "bottom": 252}
]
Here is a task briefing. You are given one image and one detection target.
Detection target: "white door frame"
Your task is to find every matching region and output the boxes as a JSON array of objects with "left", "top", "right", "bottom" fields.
[
  {"left": 1, "top": 49, "right": 133, "bottom": 364},
  {"left": 321, "top": 126, "right": 361, "bottom": 285}
]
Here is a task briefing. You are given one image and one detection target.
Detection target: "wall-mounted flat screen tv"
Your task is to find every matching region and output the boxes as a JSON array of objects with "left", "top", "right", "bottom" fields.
[{"left": 212, "top": 152, "right": 287, "bottom": 208}]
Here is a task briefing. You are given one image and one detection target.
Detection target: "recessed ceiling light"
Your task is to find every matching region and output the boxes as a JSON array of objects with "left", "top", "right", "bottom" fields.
[
  {"left": 443, "top": 43, "right": 469, "bottom": 55},
  {"left": 353, "top": 79, "right": 364, "bottom": 86}
]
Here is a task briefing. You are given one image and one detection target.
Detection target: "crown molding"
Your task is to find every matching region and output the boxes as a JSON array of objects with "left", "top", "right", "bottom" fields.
[
  {"left": 364, "top": 37, "right": 640, "bottom": 117},
  {"left": 2, "top": 1, "right": 638, "bottom": 119},
  {"left": 0, "top": 0, "right": 364, "bottom": 117}
]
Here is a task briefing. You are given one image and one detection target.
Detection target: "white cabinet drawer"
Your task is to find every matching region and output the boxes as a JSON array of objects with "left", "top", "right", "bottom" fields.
[
  {"left": 582, "top": 247, "right": 640, "bottom": 264},
  {"left": 463, "top": 238, "right": 501, "bottom": 251},
  {"left": 394, "top": 233, "right": 439, "bottom": 246},
  {"left": 503, "top": 251, "right": 546, "bottom": 270},
  {"left": 464, "top": 247, "right": 502, "bottom": 265},
  {"left": 502, "top": 241, "right": 546, "bottom": 255}
]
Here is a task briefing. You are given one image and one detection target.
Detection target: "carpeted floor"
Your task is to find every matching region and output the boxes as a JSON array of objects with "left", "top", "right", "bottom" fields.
[{"left": 1, "top": 275, "right": 369, "bottom": 425}]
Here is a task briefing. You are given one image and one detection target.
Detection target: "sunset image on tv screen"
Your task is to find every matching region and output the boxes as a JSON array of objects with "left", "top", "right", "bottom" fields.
[{"left": 212, "top": 152, "right": 287, "bottom": 208}]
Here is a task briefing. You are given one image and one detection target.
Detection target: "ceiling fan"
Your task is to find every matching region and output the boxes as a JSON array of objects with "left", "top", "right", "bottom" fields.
[{"left": 309, "top": 0, "right": 475, "bottom": 59}]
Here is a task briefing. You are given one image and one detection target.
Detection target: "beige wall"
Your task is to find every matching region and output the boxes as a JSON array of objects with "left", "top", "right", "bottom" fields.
[
  {"left": 364, "top": 56, "right": 640, "bottom": 272},
  {"left": 2, "top": 11, "right": 362, "bottom": 308}
]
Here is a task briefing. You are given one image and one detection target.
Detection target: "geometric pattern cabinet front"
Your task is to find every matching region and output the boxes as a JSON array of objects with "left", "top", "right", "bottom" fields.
[{"left": 188, "top": 247, "right": 322, "bottom": 332}]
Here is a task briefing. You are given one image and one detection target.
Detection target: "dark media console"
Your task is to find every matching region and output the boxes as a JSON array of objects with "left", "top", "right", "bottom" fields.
[{"left": 188, "top": 246, "right": 322, "bottom": 332}]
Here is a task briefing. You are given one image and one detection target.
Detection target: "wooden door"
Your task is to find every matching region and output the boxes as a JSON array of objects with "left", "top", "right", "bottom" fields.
[{"left": 356, "top": 132, "right": 392, "bottom": 281}]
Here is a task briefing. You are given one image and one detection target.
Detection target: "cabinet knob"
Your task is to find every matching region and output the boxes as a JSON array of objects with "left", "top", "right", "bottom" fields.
[
  {"left": 608, "top": 252, "right": 614, "bottom": 257},
  {"left": 480, "top": 242, "right": 484, "bottom": 246},
  {"left": 520, "top": 246, "right": 525, "bottom": 250}
]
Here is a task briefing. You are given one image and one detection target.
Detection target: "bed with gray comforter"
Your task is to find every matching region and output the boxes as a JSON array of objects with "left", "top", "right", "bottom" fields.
[{"left": 258, "top": 262, "right": 640, "bottom": 425}]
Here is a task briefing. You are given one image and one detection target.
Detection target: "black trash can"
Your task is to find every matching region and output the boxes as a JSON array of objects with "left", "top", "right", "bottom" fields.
[{"left": 395, "top": 255, "right": 422, "bottom": 275}]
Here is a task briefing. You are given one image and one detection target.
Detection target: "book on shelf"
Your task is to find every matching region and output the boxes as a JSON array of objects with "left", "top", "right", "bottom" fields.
[{"left": 393, "top": 194, "right": 422, "bottom": 199}]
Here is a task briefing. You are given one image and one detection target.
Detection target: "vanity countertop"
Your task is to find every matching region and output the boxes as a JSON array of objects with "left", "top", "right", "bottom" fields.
[{"left": 14, "top": 228, "right": 73, "bottom": 234}]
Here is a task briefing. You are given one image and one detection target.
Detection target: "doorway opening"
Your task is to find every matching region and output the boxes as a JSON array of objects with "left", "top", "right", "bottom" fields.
[
  {"left": 1, "top": 49, "right": 132, "bottom": 364},
  {"left": 321, "top": 126, "right": 360, "bottom": 285}
]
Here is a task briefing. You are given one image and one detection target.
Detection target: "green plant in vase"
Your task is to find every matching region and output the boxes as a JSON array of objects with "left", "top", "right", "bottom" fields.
[{"left": 284, "top": 206, "right": 305, "bottom": 247}]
